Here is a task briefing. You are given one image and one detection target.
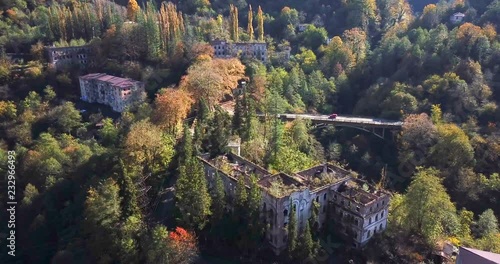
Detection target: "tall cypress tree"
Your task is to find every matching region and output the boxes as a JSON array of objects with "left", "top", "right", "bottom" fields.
[
  {"left": 143, "top": 1, "right": 161, "bottom": 61},
  {"left": 175, "top": 157, "right": 212, "bottom": 230},
  {"left": 234, "top": 176, "right": 249, "bottom": 253},
  {"left": 230, "top": 5, "right": 235, "bottom": 41},
  {"left": 242, "top": 96, "right": 257, "bottom": 141},
  {"left": 235, "top": 176, "right": 248, "bottom": 213},
  {"left": 117, "top": 161, "right": 141, "bottom": 220},
  {"left": 211, "top": 172, "right": 226, "bottom": 222},
  {"left": 234, "top": 5, "right": 239, "bottom": 41},
  {"left": 208, "top": 107, "right": 231, "bottom": 157},
  {"left": 248, "top": 5, "right": 254, "bottom": 41},
  {"left": 230, "top": 4, "right": 239, "bottom": 41},
  {"left": 197, "top": 98, "right": 210, "bottom": 125},
  {"left": 264, "top": 118, "right": 284, "bottom": 166},
  {"left": 297, "top": 221, "right": 317, "bottom": 261},
  {"left": 287, "top": 205, "right": 298, "bottom": 260},
  {"left": 246, "top": 174, "right": 265, "bottom": 254},
  {"left": 232, "top": 95, "right": 244, "bottom": 135},
  {"left": 194, "top": 98, "right": 210, "bottom": 152},
  {"left": 309, "top": 200, "right": 320, "bottom": 236},
  {"left": 257, "top": 6, "right": 264, "bottom": 41},
  {"left": 179, "top": 124, "right": 193, "bottom": 166}
]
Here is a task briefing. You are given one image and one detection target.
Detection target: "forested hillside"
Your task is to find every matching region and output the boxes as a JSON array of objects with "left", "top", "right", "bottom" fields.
[{"left": 1, "top": 0, "right": 499, "bottom": 263}]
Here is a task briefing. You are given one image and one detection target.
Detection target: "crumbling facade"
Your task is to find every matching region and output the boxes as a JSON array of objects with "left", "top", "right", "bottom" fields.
[
  {"left": 211, "top": 40, "right": 267, "bottom": 63},
  {"left": 46, "top": 45, "right": 90, "bottom": 69},
  {"left": 199, "top": 152, "right": 390, "bottom": 255},
  {"left": 79, "top": 73, "right": 145, "bottom": 112}
]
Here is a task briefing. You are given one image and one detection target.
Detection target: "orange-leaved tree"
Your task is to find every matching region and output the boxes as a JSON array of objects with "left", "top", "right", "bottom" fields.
[
  {"left": 168, "top": 227, "right": 198, "bottom": 263},
  {"left": 180, "top": 58, "right": 245, "bottom": 107},
  {"left": 153, "top": 88, "right": 194, "bottom": 134},
  {"left": 127, "top": 0, "right": 140, "bottom": 21}
]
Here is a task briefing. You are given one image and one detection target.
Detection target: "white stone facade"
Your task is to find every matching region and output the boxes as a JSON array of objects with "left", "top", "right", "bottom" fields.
[{"left": 79, "top": 73, "right": 145, "bottom": 112}]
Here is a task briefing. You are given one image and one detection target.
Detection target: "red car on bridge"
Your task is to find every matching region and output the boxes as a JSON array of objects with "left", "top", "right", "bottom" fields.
[{"left": 328, "top": 113, "right": 338, "bottom": 119}]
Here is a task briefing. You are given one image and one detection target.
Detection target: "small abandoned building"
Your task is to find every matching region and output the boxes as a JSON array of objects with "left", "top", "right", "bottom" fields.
[
  {"left": 297, "top": 23, "right": 311, "bottom": 32},
  {"left": 46, "top": 45, "right": 90, "bottom": 70},
  {"left": 199, "top": 152, "right": 390, "bottom": 254},
  {"left": 79, "top": 73, "right": 145, "bottom": 112},
  {"left": 450, "top": 12, "right": 465, "bottom": 24},
  {"left": 211, "top": 39, "right": 268, "bottom": 63}
]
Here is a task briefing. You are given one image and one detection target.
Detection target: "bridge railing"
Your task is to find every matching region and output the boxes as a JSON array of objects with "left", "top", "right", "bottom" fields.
[
  {"left": 315, "top": 116, "right": 403, "bottom": 126},
  {"left": 301, "top": 115, "right": 403, "bottom": 126},
  {"left": 256, "top": 113, "right": 403, "bottom": 127}
]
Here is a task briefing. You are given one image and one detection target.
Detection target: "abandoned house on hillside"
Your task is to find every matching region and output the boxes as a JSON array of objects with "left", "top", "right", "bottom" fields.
[
  {"left": 46, "top": 45, "right": 91, "bottom": 70},
  {"left": 199, "top": 152, "right": 391, "bottom": 255},
  {"left": 211, "top": 39, "right": 268, "bottom": 63},
  {"left": 79, "top": 73, "right": 145, "bottom": 112}
]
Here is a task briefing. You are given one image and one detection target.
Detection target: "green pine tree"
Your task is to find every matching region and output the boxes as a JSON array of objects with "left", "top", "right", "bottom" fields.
[
  {"left": 117, "top": 162, "right": 141, "bottom": 219},
  {"left": 197, "top": 98, "right": 210, "bottom": 124},
  {"left": 309, "top": 200, "right": 319, "bottom": 236},
  {"left": 287, "top": 205, "right": 298, "bottom": 260},
  {"left": 235, "top": 176, "right": 248, "bottom": 211},
  {"left": 211, "top": 172, "right": 226, "bottom": 222},
  {"left": 193, "top": 121, "right": 204, "bottom": 153},
  {"left": 179, "top": 124, "right": 194, "bottom": 166},
  {"left": 297, "top": 221, "right": 317, "bottom": 261},
  {"left": 175, "top": 157, "right": 212, "bottom": 230},
  {"left": 208, "top": 107, "right": 231, "bottom": 156},
  {"left": 194, "top": 98, "right": 210, "bottom": 152},
  {"left": 84, "top": 178, "right": 122, "bottom": 262},
  {"left": 232, "top": 95, "right": 244, "bottom": 135},
  {"left": 242, "top": 95, "right": 258, "bottom": 141},
  {"left": 246, "top": 174, "right": 265, "bottom": 253},
  {"left": 265, "top": 118, "right": 284, "bottom": 166}
]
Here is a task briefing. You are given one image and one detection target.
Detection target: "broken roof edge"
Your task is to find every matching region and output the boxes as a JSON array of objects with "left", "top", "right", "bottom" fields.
[
  {"left": 197, "top": 156, "right": 258, "bottom": 191},
  {"left": 335, "top": 180, "right": 390, "bottom": 206},
  {"left": 308, "top": 175, "right": 352, "bottom": 193},
  {"left": 295, "top": 162, "right": 352, "bottom": 177},
  {"left": 79, "top": 73, "right": 143, "bottom": 86},
  {"left": 260, "top": 177, "right": 307, "bottom": 199},
  {"left": 224, "top": 152, "right": 271, "bottom": 175}
]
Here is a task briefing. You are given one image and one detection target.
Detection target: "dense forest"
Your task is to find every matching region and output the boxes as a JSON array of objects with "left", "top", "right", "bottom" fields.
[{"left": 1, "top": 0, "right": 500, "bottom": 263}]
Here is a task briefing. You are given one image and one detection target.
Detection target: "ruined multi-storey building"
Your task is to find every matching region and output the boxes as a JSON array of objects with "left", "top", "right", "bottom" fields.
[
  {"left": 199, "top": 152, "right": 390, "bottom": 255},
  {"left": 46, "top": 45, "right": 90, "bottom": 70},
  {"left": 79, "top": 73, "right": 145, "bottom": 112},
  {"left": 211, "top": 39, "right": 268, "bottom": 63}
]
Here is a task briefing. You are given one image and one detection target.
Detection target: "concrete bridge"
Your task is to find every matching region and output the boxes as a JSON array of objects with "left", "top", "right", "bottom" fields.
[{"left": 259, "top": 114, "right": 404, "bottom": 139}]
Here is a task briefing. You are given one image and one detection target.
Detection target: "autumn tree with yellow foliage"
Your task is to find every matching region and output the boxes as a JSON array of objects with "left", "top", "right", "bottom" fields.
[
  {"left": 180, "top": 58, "right": 245, "bottom": 106},
  {"left": 230, "top": 4, "right": 239, "bottom": 41},
  {"left": 153, "top": 88, "right": 194, "bottom": 134},
  {"left": 124, "top": 120, "right": 175, "bottom": 174},
  {"left": 257, "top": 6, "right": 264, "bottom": 41},
  {"left": 247, "top": 5, "right": 254, "bottom": 41},
  {"left": 127, "top": 0, "right": 140, "bottom": 21},
  {"left": 320, "top": 36, "right": 356, "bottom": 77}
]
